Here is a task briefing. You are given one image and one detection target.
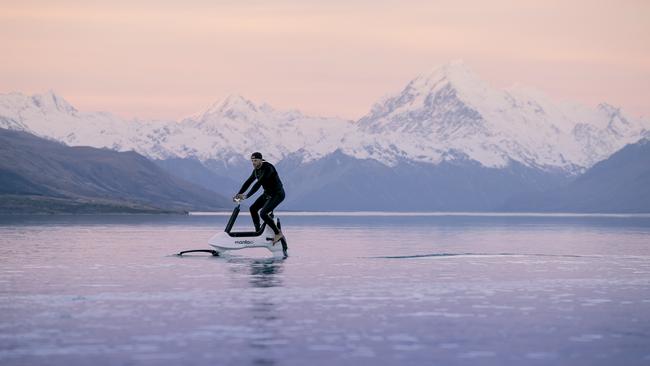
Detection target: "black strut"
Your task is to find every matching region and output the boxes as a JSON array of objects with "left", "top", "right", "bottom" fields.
[
  {"left": 224, "top": 205, "right": 241, "bottom": 233},
  {"left": 177, "top": 249, "right": 219, "bottom": 256}
]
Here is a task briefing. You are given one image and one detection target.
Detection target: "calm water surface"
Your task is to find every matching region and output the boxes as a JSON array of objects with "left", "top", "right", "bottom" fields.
[{"left": 1, "top": 213, "right": 650, "bottom": 365}]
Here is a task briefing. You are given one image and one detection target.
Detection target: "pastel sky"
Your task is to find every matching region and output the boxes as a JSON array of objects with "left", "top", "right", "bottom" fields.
[{"left": 2, "top": 0, "right": 649, "bottom": 120}]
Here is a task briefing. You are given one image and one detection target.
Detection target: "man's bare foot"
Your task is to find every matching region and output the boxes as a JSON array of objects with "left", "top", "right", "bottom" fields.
[{"left": 272, "top": 232, "right": 284, "bottom": 245}]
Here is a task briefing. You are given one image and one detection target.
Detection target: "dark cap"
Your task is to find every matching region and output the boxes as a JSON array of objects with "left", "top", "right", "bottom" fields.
[{"left": 251, "top": 152, "right": 263, "bottom": 159}]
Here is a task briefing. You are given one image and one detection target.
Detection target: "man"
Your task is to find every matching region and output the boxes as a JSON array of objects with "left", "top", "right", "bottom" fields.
[{"left": 234, "top": 152, "right": 286, "bottom": 245}]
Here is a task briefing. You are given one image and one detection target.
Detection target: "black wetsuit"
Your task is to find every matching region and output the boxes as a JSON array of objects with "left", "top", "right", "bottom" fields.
[{"left": 238, "top": 161, "right": 285, "bottom": 234}]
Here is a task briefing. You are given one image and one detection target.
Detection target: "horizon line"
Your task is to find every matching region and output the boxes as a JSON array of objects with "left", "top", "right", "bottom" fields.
[{"left": 189, "top": 211, "right": 650, "bottom": 218}]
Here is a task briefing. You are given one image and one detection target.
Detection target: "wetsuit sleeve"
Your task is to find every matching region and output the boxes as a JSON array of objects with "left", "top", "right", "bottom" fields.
[
  {"left": 246, "top": 180, "right": 262, "bottom": 198},
  {"left": 238, "top": 171, "right": 256, "bottom": 194},
  {"left": 245, "top": 164, "right": 271, "bottom": 198}
]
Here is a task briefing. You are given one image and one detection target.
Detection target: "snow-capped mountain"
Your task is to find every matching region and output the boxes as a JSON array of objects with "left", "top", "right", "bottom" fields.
[
  {"left": 0, "top": 91, "right": 353, "bottom": 165},
  {"left": 1, "top": 62, "right": 648, "bottom": 173},
  {"left": 171, "top": 94, "right": 353, "bottom": 164},
  {"left": 0, "top": 90, "right": 171, "bottom": 156},
  {"left": 351, "top": 61, "right": 648, "bottom": 170},
  {"left": 3, "top": 64, "right": 649, "bottom": 212}
]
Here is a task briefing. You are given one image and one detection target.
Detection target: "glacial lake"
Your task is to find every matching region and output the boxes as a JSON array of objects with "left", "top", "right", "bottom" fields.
[{"left": 1, "top": 212, "right": 650, "bottom": 365}]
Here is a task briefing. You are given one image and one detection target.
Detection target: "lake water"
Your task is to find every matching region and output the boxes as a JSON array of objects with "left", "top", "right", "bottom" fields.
[{"left": 1, "top": 213, "right": 650, "bottom": 365}]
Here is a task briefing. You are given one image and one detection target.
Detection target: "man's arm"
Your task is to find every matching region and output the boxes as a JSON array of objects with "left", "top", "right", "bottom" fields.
[
  {"left": 246, "top": 180, "right": 262, "bottom": 198},
  {"left": 238, "top": 171, "right": 256, "bottom": 195}
]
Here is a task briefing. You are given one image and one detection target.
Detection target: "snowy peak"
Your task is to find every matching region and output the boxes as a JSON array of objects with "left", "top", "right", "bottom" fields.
[
  {"left": 193, "top": 94, "right": 306, "bottom": 128},
  {"left": 0, "top": 91, "right": 162, "bottom": 159},
  {"left": 207, "top": 95, "right": 309, "bottom": 120},
  {"left": 358, "top": 61, "right": 490, "bottom": 137},
  {"left": 407, "top": 61, "right": 495, "bottom": 110},
  {"left": 370, "top": 61, "right": 487, "bottom": 115},
  {"left": 412, "top": 60, "right": 488, "bottom": 95},
  {"left": 0, "top": 91, "right": 79, "bottom": 132},
  {"left": 209, "top": 94, "right": 258, "bottom": 113},
  {"left": 194, "top": 94, "right": 312, "bottom": 127},
  {"left": 33, "top": 90, "right": 78, "bottom": 115}
]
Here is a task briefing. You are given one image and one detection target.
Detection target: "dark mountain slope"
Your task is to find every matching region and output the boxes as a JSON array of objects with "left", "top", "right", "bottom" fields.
[{"left": 0, "top": 128, "right": 229, "bottom": 213}]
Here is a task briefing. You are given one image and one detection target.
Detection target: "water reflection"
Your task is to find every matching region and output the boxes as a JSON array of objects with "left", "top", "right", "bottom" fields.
[
  {"left": 249, "top": 258, "right": 284, "bottom": 288},
  {"left": 228, "top": 258, "right": 285, "bottom": 365},
  {"left": 226, "top": 257, "right": 285, "bottom": 288}
]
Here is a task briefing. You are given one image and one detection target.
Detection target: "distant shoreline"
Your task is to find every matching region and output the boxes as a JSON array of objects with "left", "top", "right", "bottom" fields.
[
  {"left": 0, "top": 195, "right": 195, "bottom": 215},
  {"left": 190, "top": 211, "right": 650, "bottom": 218}
]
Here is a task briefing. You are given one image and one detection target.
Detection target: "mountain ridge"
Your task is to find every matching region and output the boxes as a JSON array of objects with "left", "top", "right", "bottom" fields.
[
  {"left": 1, "top": 62, "right": 648, "bottom": 211},
  {"left": 502, "top": 137, "right": 650, "bottom": 213},
  {"left": 2, "top": 62, "right": 646, "bottom": 172}
]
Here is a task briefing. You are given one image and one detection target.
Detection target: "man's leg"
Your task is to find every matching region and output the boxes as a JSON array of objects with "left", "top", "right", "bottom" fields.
[
  {"left": 259, "top": 191, "right": 285, "bottom": 235},
  {"left": 249, "top": 194, "right": 267, "bottom": 232}
]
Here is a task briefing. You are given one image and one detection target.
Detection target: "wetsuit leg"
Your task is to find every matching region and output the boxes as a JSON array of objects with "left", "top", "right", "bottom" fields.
[
  {"left": 249, "top": 194, "right": 267, "bottom": 231},
  {"left": 259, "top": 189, "right": 285, "bottom": 235}
]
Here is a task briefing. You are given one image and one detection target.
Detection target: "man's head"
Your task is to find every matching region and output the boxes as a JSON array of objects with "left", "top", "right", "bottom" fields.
[{"left": 250, "top": 152, "right": 263, "bottom": 169}]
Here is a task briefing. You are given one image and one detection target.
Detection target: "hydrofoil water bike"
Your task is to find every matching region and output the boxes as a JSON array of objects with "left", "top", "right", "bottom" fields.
[{"left": 178, "top": 198, "right": 288, "bottom": 258}]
